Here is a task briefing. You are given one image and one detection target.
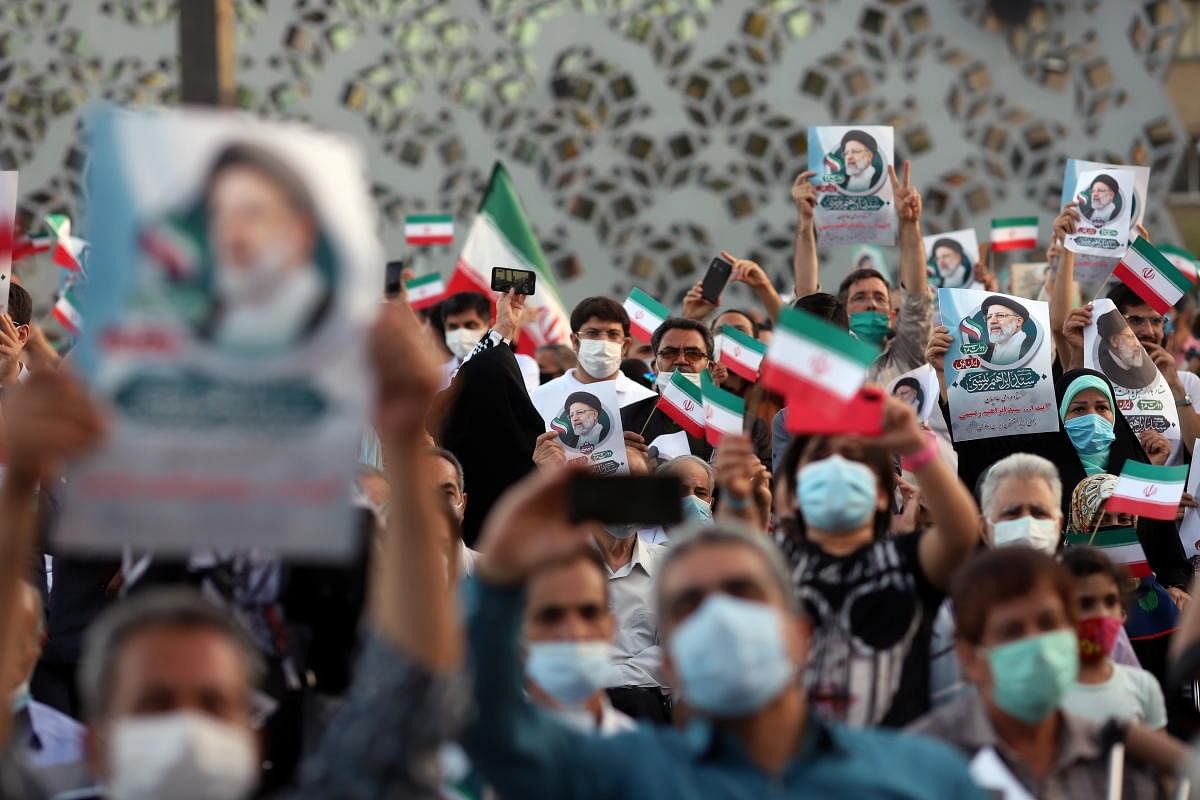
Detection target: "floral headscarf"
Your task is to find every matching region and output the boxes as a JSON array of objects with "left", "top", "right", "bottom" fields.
[{"left": 1068, "top": 473, "right": 1118, "bottom": 534}]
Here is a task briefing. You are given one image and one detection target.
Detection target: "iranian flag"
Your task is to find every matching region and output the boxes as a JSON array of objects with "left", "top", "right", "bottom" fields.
[
  {"left": 1159, "top": 243, "right": 1199, "bottom": 286},
  {"left": 761, "top": 307, "right": 878, "bottom": 402},
  {"left": 1113, "top": 236, "right": 1191, "bottom": 315},
  {"left": 1064, "top": 527, "right": 1150, "bottom": 578},
  {"left": 53, "top": 283, "right": 83, "bottom": 336},
  {"left": 405, "top": 214, "right": 454, "bottom": 246},
  {"left": 623, "top": 287, "right": 669, "bottom": 343},
  {"left": 716, "top": 325, "right": 767, "bottom": 382},
  {"left": 44, "top": 214, "right": 87, "bottom": 273},
  {"left": 446, "top": 163, "right": 571, "bottom": 354},
  {"left": 990, "top": 217, "right": 1038, "bottom": 252},
  {"left": 404, "top": 273, "right": 446, "bottom": 311},
  {"left": 656, "top": 371, "right": 705, "bottom": 438},
  {"left": 700, "top": 371, "right": 744, "bottom": 446},
  {"left": 1104, "top": 461, "right": 1187, "bottom": 521}
]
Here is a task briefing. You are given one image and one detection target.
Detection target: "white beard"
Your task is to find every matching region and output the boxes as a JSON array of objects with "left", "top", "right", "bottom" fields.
[
  {"left": 845, "top": 164, "right": 877, "bottom": 192},
  {"left": 214, "top": 265, "right": 326, "bottom": 351},
  {"left": 1090, "top": 202, "right": 1115, "bottom": 222},
  {"left": 575, "top": 424, "right": 602, "bottom": 447},
  {"left": 989, "top": 328, "right": 1027, "bottom": 365}
]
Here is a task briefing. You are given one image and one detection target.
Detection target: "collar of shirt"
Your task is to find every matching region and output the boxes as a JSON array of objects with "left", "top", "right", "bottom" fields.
[
  {"left": 949, "top": 692, "right": 1103, "bottom": 774},
  {"left": 606, "top": 537, "right": 659, "bottom": 580},
  {"left": 683, "top": 712, "right": 841, "bottom": 765}
]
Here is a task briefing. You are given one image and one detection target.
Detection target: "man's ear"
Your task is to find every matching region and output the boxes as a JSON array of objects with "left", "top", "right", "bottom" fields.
[
  {"left": 16, "top": 325, "right": 29, "bottom": 347},
  {"left": 570, "top": 332, "right": 581, "bottom": 352},
  {"left": 621, "top": 335, "right": 631, "bottom": 357},
  {"left": 956, "top": 640, "right": 990, "bottom": 689}
]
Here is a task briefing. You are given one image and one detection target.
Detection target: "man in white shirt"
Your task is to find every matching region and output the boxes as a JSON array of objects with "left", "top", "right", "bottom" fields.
[
  {"left": 0, "top": 284, "right": 32, "bottom": 389},
  {"left": 593, "top": 525, "right": 670, "bottom": 722},
  {"left": 529, "top": 297, "right": 655, "bottom": 423}
]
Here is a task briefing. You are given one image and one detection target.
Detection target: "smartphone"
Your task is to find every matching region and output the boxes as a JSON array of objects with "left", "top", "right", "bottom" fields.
[
  {"left": 385, "top": 260, "right": 405, "bottom": 298},
  {"left": 491, "top": 267, "right": 537, "bottom": 295},
  {"left": 700, "top": 256, "right": 733, "bottom": 303},
  {"left": 568, "top": 474, "right": 683, "bottom": 526}
]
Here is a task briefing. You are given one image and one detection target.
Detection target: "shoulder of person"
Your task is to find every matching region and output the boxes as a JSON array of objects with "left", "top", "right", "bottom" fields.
[
  {"left": 831, "top": 720, "right": 973, "bottom": 777},
  {"left": 1113, "top": 663, "right": 1163, "bottom": 694},
  {"left": 529, "top": 372, "right": 572, "bottom": 399}
]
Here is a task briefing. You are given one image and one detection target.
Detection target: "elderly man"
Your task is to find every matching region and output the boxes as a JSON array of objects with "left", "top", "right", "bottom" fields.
[
  {"left": 1097, "top": 309, "right": 1157, "bottom": 391},
  {"left": 464, "top": 475, "right": 981, "bottom": 798},
  {"left": 640, "top": 455, "right": 715, "bottom": 544},
  {"left": 839, "top": 129, "right": 880, "bottom": 193},
  {"left": 981, "top": 295, "right": 1032, "bottom": 366},
  {"left": 1081, "top": 174, "right": 1120, "bottom": 224},
  {"left": 561, "top": 392, "right": 608, "bottom": 450},
  {"left": 928, "top": 238, "right": 970, "bottom": 290}
]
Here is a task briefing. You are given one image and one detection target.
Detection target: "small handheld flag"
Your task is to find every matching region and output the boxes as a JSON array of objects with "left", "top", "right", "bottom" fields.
[
  {"left": 761, "top": 307, "right": 878, "bottom": 402},
  {"left": 990, "top": 217, "right": 1038, "bottom": 252},
  {"left": 623, "top": 288, "right": 670, "bottom": 344},
  {"left": 700, "top": 371, "right": 745, "bottom": 446},
  {"left": 405, "top": 214, "right": 454, "bottom": 246},
  {"left": 53, "top": 283, "right": 83, "bottom": 336},
  {"left": 716, "top": 325, "right": 767, "bottom": 382},
  {"left": 404, "top": 273, "right": 446, "bottom": 311},
  {"left": 656, "top": 371, "right": 705, "bottom": 439},
  {"left": 1064, "top": 527, "right": 1150, "bottom": 578},
  {"left": 1158, "top": 243, "right": 1199, "bottom": 287},
  {"left": 1114, "top": 236, "right": 1191, "bottom": 315},
  {"left": 44, "top": 214, "right": 87, "bottom": 273},
  {"left": 1105, "top": 461, "right": 1188, "bottom": 522}
]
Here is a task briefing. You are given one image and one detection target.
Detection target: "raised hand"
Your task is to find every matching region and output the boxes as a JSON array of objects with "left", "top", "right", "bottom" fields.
[
  {"left": 721, "top": 250, "right": 771, "bottom": 291},
  {"left": 494, "top": 288, "right": 528, "bottom": 343},
  {"left": 860, "top": 394, "right": 927, "bottom": 457},
  {"left": 0, "top": 316, "right": 24, "bottom": 386},
  {"left": 1062, "top": 303, "right": 1093, "bottom": 350},
  {"left": 889, "top": 161, "right": 921, "bottom": 225},
  {"left": 1138, "top": 429, "right": 1172, "bottom": 466},
  {"left": 682, "top": 280, "right": 717, "bottom": 321},
  {"left": 623, "top": 431, "right": 651, "bottom": 476},
  {"left": 532, "top": 430, "right": 566, "bottom": 470},
  {"left": 791, "top": 170, "right": 817, "bottom": 223},
  {"left": 1053, "top": 202, "right": 1080, "bottom": 244},
  {"left": 371, "top": 299, "right": 442, "bottom": 446},
  {"left": 3, "top": 369, "right": 106, "bottom": 485},
  {"left": 926, "top": 325, "right": 953, "bottom": 373}
]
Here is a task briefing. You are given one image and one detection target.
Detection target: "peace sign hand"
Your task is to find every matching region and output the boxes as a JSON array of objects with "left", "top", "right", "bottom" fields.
[{"left": 888, "top": 160, "right": 921, "bottom": 225}]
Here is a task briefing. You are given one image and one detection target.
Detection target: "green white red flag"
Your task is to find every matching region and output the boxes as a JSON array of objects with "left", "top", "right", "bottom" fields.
[
  {"left": 1158, "top": 243, "right": 1199, "bottom": 286},
  {"left": 446, "top": 163, "right": 570, "bottom": 354},
  {"left": 990, "top": 217, "right": 1038, "bottom": 252},
  {"left": 623, "top": 287, "right": 669, "bottom": 343},
  {"left": 1064, "top": 527, "right": 1150, "bottom": 578},
  {"left": 44, "top": 213, "right": 87, "bottom": 273},
  {"left": 53, "top": 282, "right": 83, "bottom": 336},
  {"left": 761, "top": 307, "right": 877, "bottom": 402},
  {"left": 1105, "top": 461, "right": 1188, "bottom": 521},
  {"left": 656, "top": 371, "right": 705, "bottom": 438},
  {"left": 716, "top": 325, "right": 767, "bottom": 382},
  {"left": 1114, "top": 236, "right": 1191, "bottom": 315},
  {"left": 700, "top": 371, "right": 744, "bottom": 446},
  {"left": 404, "top": 273, "right": 446, "bottom": 311},
  {"left": 405, "top": 214, "right": 453, "bottom": 246}
]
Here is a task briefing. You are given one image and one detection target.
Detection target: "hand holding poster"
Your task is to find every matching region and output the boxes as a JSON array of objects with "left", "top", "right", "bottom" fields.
[
  {"left": 55, "top": 106, "right": 379, "bottom": 559},
  {"left": 887, "top": 364, "right": 939, "bottom": 425},
  {"left": 548, "top": 381, "right": 629, "bottom": 476},
  {"left": 807, "top": 126, "right": 896, "bottom": 246},
  {"left": 939, "top": 288, "right": 1058, "bottom": 442},
  {"left": 1179, "top": 440, "right": 1200, "bottom": 572},
  {"left": 924, "top": 228, "right": 982, "bottom": 290},
  {"left": 1061, "top": 161, "right": 1136, "bottom": 259},
  {"left": 1082, "top": 298, "right": 1179, "bottom": 443}
]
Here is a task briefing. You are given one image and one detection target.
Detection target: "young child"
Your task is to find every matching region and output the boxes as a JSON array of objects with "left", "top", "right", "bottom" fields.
[{"left": 1059, "top": 546, "right": 1167, "bottom": 729}]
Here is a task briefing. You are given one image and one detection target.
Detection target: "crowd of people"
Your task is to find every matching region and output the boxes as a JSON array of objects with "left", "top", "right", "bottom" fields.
[{"left": 7, "top": 157, "right": 1200, "bottom": 800}]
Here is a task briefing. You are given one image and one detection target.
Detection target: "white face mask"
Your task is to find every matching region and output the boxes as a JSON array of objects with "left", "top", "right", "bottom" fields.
[
  {"left": 991, "top": 515, "right": 1060, "bottom": 554},
  {"left": 445, "top": 327, "right": 485, "bottom": 359},
  {"left": 654, "top": 370, "right": 702, "bottom": 391},
  {"left": 108, "top": 711, "right": 258, "bottom": 800},
  {"left": 576, "top": 339, "right": 624, "bottom": 379}
]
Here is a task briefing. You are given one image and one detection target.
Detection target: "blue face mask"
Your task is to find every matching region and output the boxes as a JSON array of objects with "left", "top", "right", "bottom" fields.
[
  {"left": 1063, "top": 413, "right": 1115, "bottom": 453},
  {"left": 525, "top": 641, "right": 616, "bottom": 707},
  {"left": 681, "top": 494, "right": 713, "bottom": 523},
  {"left": 670, "top": 595, "right": 795, "bottom": 717},
  {"left": 985, "top": 630, "right": 1079, "bottom": 723},
  {"left": 796, "top": 455, "right": 878, "bottom": 533},
  {"left": 849, "top": 311, "right": 890, "bottom": 346}
]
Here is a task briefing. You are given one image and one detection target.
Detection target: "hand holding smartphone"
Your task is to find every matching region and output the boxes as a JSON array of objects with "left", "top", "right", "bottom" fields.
[
  {"left": 491, "top": 267, "right": 537, "bottom": 295},
  {"left": 700, "top": 256, "right": 733, "bottom": 303}
]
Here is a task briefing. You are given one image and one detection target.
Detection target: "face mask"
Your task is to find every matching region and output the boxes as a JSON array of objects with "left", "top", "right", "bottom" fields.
[
  {"left": 1077, "top": 616, "right": 1122, "bottom": 664},
  {"left": 9, "top": 681, "right": 30, "bottom": 714},
  {"left": 655, "top": 370, "right": 702, "bottom": 391},
  {"left": 602, "top": 523, "right": 638, "bottom": 540},
  {"left": 525, "top": 641, "right": 615, "bottom": 707},
  {"left": 991, "top": 516, "right": 1060, "bottom": 554},
  {"left": 848, "top": 311, "right": 889, "bottom": 346},
  {"left": 108, "top": 711, "right": 258, "bottom": 800},
  {"left": 796, "top": 455, "right": 878, "bottom": 533},
  {"left": 681, "top": 494, "right": 713, "bottom": 523},
  {"left": 576, "top": 339, "right": 624, "bottom": 379},
  {"left": 670, "top": 594, "right": 795, "bottom": 717},
  {"left": 1063, "top": 413, "right": 1116, "bottom": 454},
  {"left": 985, "top": 629, "right": 1078, "bottom": 724},
  {"left": 445, "top": 327, "right": 485, "bottom": 359}
]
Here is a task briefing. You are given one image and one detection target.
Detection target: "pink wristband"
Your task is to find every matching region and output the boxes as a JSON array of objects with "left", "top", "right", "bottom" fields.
[{"left": 900, "top": 431, "right": 938, "bottom": 472}]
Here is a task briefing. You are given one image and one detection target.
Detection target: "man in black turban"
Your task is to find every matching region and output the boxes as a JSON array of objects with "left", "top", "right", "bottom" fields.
[
  {"left": 839, "top": 129, "right": 880, "bottom": 193},
  {"left": 1080, "top": 173, "right": 1121, "bottom": 224},
  {"left": 980, "top": 295, "right": 1034, "bottom": 366}
]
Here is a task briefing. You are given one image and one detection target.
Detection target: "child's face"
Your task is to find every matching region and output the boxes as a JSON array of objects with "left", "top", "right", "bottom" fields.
[{"left": 1073, "top": 572, "right": 1125, "bottom": 622}]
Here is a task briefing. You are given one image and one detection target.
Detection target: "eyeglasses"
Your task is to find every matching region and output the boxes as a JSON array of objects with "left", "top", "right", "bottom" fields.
[
  {"left": 1124, "top": 315, "right": 1165, "bottom": 329},
  {"left": 657, "top": 347, "right": 709, "bottom": 363},
  {"left": 985, "top": 312, "right": 1019, "bottom": 322},
  {"left": 577, "top": 328, "right": 625, "bottom": 342}
]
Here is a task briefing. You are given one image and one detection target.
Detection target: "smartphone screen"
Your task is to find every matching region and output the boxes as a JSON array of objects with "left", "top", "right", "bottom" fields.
[
  {"left": 491, "top": 267, "right": 537, "bottom": 295},
  {"left": 568, "top": 475, "right": 683, "bottom": 526},
  {"left": 700, "top": 257, "right": 733, "bottom": 303},
  {"left": 385, "top": 260, "right": 404, "bottom": 298}
]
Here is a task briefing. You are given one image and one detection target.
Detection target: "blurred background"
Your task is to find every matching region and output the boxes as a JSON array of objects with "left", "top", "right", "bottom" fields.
[{"left": 4, "top": 0, "right": 1200, "bottom": 318}]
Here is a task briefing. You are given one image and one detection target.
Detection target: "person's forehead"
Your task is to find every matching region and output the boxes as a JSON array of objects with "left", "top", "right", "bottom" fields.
[
  {"left": 527, "top": 559, "right": 607, "bottom": 610},
  {"left": 660, "top": 542, "right": 781, "bottom": 604},
  {"left": 673, "top": 459, "right": 713, "bottom": 488},
  {"left": 1123, "top": 303, "right": 1157, "bottom": 318},
  {"left": 580, "top": 316, "right": 623, "bottom": 331},
  {"left": 1074, "top": 571, "right": 1118, "bottom": 597},
  {"left": 1071, "top": 388, "right": 1107, "bottom": 404},
  {"left": 983, "top": 582, "right": 1066, "bottom": 629},
  {"left": 849, "top": 277, "right": 888, "bottom": 296},
  {"left": 715, "top": 311, "right": 753, "bottom": 330},
  {"left": 991, "top": 474, "right": 1056, "bottom": 508},
  {"left": 425, "top": 454, "right": 458, "bottom": 486},
  {"left": 569, "top": 402, "right": 594, "bottom": 413},
  {"left": 446, "top": 308, "right": 487, "bottom": 323},
  {"left": 659, "top": 328, "right": 705, "bottom": 348},
  {"left": 211, "top": 165, "right": 287, "bottom": 201},
  {"left": 114, "top": 625, "right": 248, "bottom": 693}
]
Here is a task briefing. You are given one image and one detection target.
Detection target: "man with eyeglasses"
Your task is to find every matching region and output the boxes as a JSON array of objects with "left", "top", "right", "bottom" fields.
[
  {"left": 0, "top": 284, "right": 33, "bottom": 389},
  {"left": 980, "top": 295, "right": 1033, "bottom": 367}
]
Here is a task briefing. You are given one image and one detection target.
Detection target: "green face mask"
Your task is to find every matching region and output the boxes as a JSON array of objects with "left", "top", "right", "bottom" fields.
[
  {"left": 985, "top": 629, "right": 1078, "bottom": 724},
  {"left": 848, "top": 311, "right": 889, "bottom": 345}
]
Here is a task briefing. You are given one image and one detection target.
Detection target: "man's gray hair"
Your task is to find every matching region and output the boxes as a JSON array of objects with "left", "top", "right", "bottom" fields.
[
  {"left": 978, "top": 453, "right": 1063, "bottom": 521},
  {"left": 656, "top": 455, "right": 715, "bottom": 490},
  {"left": 428, "top": 447, "right": 465, "bottom": 492},
  {"left": 79, "top": 587, "right": 265, "bottom": 721},
  {"left": 655, "top": 522, "right": 798, "bottom": 618}
]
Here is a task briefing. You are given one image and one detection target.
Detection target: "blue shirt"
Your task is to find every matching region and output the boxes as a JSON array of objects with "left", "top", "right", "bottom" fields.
[{"left": 463, "top": 578, "right": 984, "bottom": 799}]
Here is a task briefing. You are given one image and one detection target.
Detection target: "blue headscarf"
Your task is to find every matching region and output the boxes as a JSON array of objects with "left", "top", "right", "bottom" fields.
[{"left": 1059, "top": 374, "right": 1116, "bottom": 475}]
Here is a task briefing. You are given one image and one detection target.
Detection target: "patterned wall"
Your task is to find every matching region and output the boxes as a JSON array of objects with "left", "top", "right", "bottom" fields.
[{"left": 0, "top": 0, "right": 1192, "bottom": 312}]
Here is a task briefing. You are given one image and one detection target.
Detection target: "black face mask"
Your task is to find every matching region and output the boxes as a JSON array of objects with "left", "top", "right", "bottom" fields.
[{"left": 539, "top": 371, "right": 558, "bottom": 385}]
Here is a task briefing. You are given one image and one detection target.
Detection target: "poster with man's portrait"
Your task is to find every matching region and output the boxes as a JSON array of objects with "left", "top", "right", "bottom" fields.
[
  {"left": 923, "top": 228, "right": 982, "bottom": 291},
  {"left": 0, "top": 172, "right": 15, "bottom": 317},
  {"left": 939, "top": 288, "right": 1057, "bottom": 442},
  {"left": 1066, "top": 160, "right": 1150, "bottom": 296},
  {"left": 1083, "top": 298, "right": 1179, "bottom": 442},
  {"left": 55, "top": 106, "right": 379, "bottom": 559},
  {"left": 548, "top": 381, "right": 629, "bottom": 476},
  {"left": 887, "top": 363, "right": 939, "bottom": 424},
  {"left": 1179, "top": 442, "right": 1200, "bottom": 571},
  {"left": 807, "top": 126, "right": 896, "bottom": 246},
  {"left": 1061, "top": 161, "right": 1135, "bottom": 260}
]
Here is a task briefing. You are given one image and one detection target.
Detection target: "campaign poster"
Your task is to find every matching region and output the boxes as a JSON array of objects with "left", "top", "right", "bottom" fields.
[
  {"left": 547, "top": 380, "right": 629, "bottom": 476},
  {"left": 1069, "top": 160, "right": 1150, "bottom": 296},
  {"left": 939, "top": 288, "right": 1058, "bottom": 442},
  {"left": 887, "top": 363, "right": 939, "bottom": 425},
  {"left": 1061, "top": 160, "right": 1135, "bottom": 260},
  {"left": 55, "top": 106, "right": 379, "bottom": 559},
  {"left": 1083, "top": 298, "right": 1179, "bottom": 443},
  {"left": 1180, "top": 441, "right": 1200, "bottom": 574},
  {"left": 807, "top": 126, "right": 896, "bottom": 246},
  {"left": 924, "top": 228, "right": 982, "bottom": 291},
  {"left": 0, "top": 172, "right": 15, "bottom": 317}
]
